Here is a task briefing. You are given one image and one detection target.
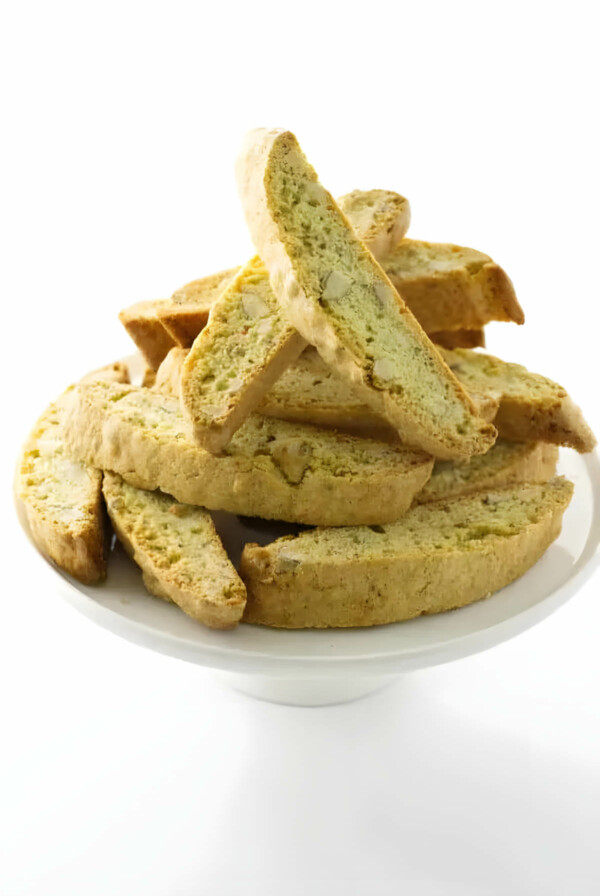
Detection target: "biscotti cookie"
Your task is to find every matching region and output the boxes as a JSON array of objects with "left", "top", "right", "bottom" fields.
[
  {"left": 240, "top": 477, "right": 573, "bottom": 628},
  {"left": 103, "top": 473, "right": 246, "bottom": 629},
  {"left": 153, "top": 346, "right": 188, "bottom": 395},
  {"left": 416, "top": 440, "right": 559, "bottom": 504},
  {"left": 141, "top": 366, "right": 157, "bottom": 388},
  {"left": 17, "top": 360, "right": 131, "bottom": 583},
  {"left": 119, "top": 300, "right": 175, "bottom": 370},
  {"left": 180, "top": 255, "right": 307, "bottom": 451},
  {"left": 80, "top": 360, "right": 130, "bottom": 385},
  {"left": 337, "top": 189, "right": 411, "bottom": 256},
  {"left": 154, "top": 344, "right": 498, "bottom": 438},
  {"left": 63, "top": 381, "right": 434, "bottom": 526},
  {"left": 429, "top": 329, "right": 485, "bottom": 350},
  {"left": 258, "top": 348, "right": 592, "bottom": 452},
  {"left": 18, "top": 391, "right": 105, "bottom": 584},
  {"left": 236, "top": 128, "right": 496, "bottom": 460},
  {"left": 441, "top": 348, "right": 596, "bottom": 453},
  {"left": 119, "top": 231, "right": 517, "bottom": 366},
  {"left": 382, "top": 239, "right": 524, "bottom": 332},
  {"left": 160, "top": 192, "right": 409, "bottom": 358},
  {"left": 180, "top": 191, "right": 413, "bottom": 452},
  {"left": 158, "top": 268, "right": 240, "bottom": 346}
]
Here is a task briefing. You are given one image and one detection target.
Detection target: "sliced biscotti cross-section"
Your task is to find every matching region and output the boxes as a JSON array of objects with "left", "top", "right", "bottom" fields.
[
  {"left": 17, "top": 362, "right": 131, "bottom": 583},
  {"left": 382, "top": 239, "right": 523, "bottom": 333},
  {"left": 102, "top": 473, "right": 246, "bottom": 629},
  {"left": 240, "top": 477, "right": 573, "bottom": 628},
  {"left": 337, "top": 189, "right": 411, "bottom": 256},
  {"left": 180, "top": 254, "right": 307, "bottom": 452},
  {"left": 63, "top": 381, "right": 434, "bottom": 526},
  {"left": 18, "top": 391, "right": 106, "bottom": 583},
  {"left": 236, "top": 128, "right": 496, "bottom": 460},
  {"left": 416, "top": 440, "right": 559, "bottom": 505},
  {"left": 441, "top": 348, "right": 596, "bottom": 453},
  {"left": 180, "top": 190, "right": 413, "bottom": 453}
]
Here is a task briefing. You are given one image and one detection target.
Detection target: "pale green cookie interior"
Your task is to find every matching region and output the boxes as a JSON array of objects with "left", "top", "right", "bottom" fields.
[
  {"left": 264, "top": 136, "right": 472, "bottom": 431},
  {"left": 185, "top": 256, "right": 294, "bottom": 421},
  {"left": 105, "top": 476, "right": 240, "bottom": 597},
  {"left": 261, "top": 479, "right": 573, "bottom": 568},
  {"left": 442, "top": 348, "right": 566, "bottom": 401},
  {"left": 20, "top": 393, "right": 100, "bottom": 525}
]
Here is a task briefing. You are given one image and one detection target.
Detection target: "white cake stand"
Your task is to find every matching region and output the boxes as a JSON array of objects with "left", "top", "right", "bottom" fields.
[{"left": 14, "top": 447, "right": 600, "bottom": 706}]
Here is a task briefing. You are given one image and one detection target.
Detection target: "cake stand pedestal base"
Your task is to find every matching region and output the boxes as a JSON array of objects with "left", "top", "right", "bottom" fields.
[{"left": 220, "top": 673, "right": 397, "bottom": 706}]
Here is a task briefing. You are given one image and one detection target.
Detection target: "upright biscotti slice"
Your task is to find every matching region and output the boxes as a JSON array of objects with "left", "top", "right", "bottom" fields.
[
  {"left": 119, "top": 300, "right": 175, "bottom": 370},
  {"left": 119, "top": 237, "right": 515, "bottom": 363},
  {"left": 180, "top": 255, "right": 307, "bottom": 452},
  {"left": 118, "top": 271, "right": 238, "bottom": 365},
  {"left": 382, "top": 239, "right": 524, "bottom": 333},
  {"left": 337, "top": 189, "right": 411, "bottom": 256},
  {"left": 17, "top": 362, "right": 131, "bottom": 583},
  {"left": 236, "top": 128, "right": 496, "bottom": 460},
  {"left": 441, "top": 348, "right": 596, "bottom": 453},
  {"left": 240, "top": 477, "right": 573, "bottom": 628},
  {"left": 119, "top": 232, "right": 517, "bottom": 362},
  {"left": 102, "top": 473, "right": 246, "bottom": 629},
  {"left": 180, "top": 191, "right": 413, "bottom": 453},
  {"left": 416, "top": 440, "right": 559, "bottom": 504},
  {"left": 63, "top": 381, "right": 434, "bottom": 526}
]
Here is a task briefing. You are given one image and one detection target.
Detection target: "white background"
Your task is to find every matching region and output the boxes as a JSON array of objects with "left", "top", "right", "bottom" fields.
[{"left": 2, "top": 1, "right": 600, "bottom": 893}]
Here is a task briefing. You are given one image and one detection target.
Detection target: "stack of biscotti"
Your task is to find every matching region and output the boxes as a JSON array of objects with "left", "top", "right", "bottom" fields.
[{"left": 19, "top": 127, "right": 595, "bottom": 632}]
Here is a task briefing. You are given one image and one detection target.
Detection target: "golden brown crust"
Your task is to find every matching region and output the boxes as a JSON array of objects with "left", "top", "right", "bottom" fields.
[
  {"left": 157, "top": 305, "right": 213, "bottom": 347},
  {"left": 430, "top": 329, "right": 485, "bottom": 349},
  {"left": 384, "top": 240, "right": 524, "bottom": 332},
  {"left": 18, "top": 392, "right": 106, "bottom": 584},
  {"left": 23, "top": 490, "right": 106, "bottom": 585},
  {"left": 118, "top": 300, "right": 175, "bottom": 370},
  {"left": 240, "top": 479, "right": 573, "bottom": 628},
  {"left": 158, "top": 268, "right": 240, "bottom": 346},
  {"left": 442, "top": 348, "right": 596, "bottom": 453},
  {"left": 141, "top": 366, "right": 157, "bottom": 388}
]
